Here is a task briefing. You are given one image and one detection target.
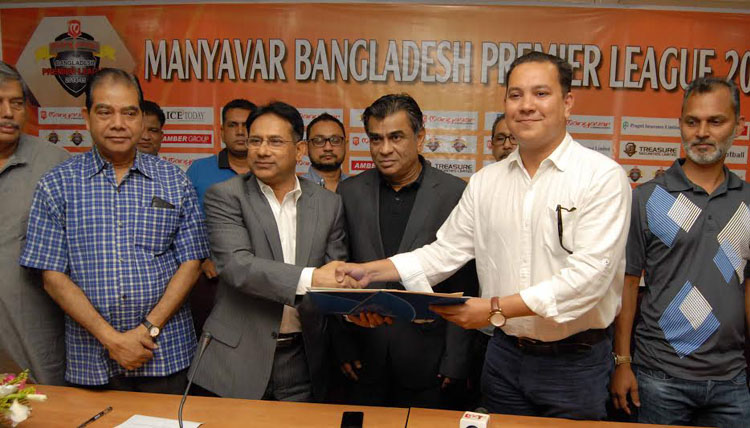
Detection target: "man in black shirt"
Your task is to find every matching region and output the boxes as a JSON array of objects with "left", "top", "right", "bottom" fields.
[{"left": 332, "top": 93, "right": 478, "bottom": 408}]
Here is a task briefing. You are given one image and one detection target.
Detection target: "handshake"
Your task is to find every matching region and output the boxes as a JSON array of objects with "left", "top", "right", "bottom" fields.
[{"left": 311, "top": 260, "right": 374, "bottom": 289}]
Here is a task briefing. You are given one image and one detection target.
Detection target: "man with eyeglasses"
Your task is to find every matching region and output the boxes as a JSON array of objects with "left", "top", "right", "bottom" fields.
[
  {"left": 328, "top": 52, "right": 631, "bottom": 420},
  {"left": 303, "top": 113, "right": 349, "bottom": 192},
  {"left": 191, "top": 101, "right": 363, "bottom": 401},
  {"left": 490, "top": 113, "right": 517, "bottom": 162}
]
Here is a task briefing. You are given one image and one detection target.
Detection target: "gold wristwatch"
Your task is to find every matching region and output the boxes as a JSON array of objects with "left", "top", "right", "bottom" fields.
[
  {"left": 613, "top": 353, "right": 632, "bottom": 366},
  {"left": 488, "top": 296, "right": 506, "bottom": 328}
]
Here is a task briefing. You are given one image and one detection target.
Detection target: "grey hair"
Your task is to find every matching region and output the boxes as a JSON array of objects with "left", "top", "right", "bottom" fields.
[
  {"left": 683, "top": 77, "right": 740, "bottom": 120},
  {"left": 0, "top": 61, "right": 28, "bottom": 101}
]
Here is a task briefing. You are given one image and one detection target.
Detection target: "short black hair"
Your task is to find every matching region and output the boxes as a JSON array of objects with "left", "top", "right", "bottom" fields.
[
  {"left": 306, "top": 113, "right": 346, "bottom": 140},
  {"left": 491, "top": 113, "right": 506, "bottom": 136},
  {"left": 222, "top": 99, "right": 257, "bottom": 123},
  {"left": 0, "top": 61, "right": 29, "bottom": 102},
  {"left": 362, "top": 93, "right": 423, "bottom": 135},
  {"left": 84, "top": 68, "right": 143, "bottom": 111},
  {"left": 246, "top": 101, "right": 304, "bottom": 142},
  {"left": 505, "top": 51, "right": 573, "bottom": 96},
  {"left": 682, "top": 77, "right": 740, "bottom": 120},
  {"left": 141, "top": 100, "right": 165, "bottom": 127}
]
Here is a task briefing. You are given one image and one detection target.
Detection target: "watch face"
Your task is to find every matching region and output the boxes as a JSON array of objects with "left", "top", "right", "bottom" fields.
[
  {"left": 490, "top": 312, "right": 506, "bottom": 328},
  {"left": 149, "top": 326, "right": 160, "bottom": 337}
]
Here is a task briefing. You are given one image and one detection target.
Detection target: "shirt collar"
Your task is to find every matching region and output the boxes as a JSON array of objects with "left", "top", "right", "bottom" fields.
[
  {"left": 665, "top": 158, "right": 742, "bottom": 193},
  {"left": 304, "top": 167, "right": 349, "bottom": 186},
  {"left": 217, "top": 148, "right": 232, "bottom": 169},
  {"left": 256, "top": 175, "right": 302, "bottom": 203},
  {"left": 508, "top": 132, "right": 573, "bottom": 172},
  {"left": 84, "top": 146, "right": 153, "bottom": 180}
]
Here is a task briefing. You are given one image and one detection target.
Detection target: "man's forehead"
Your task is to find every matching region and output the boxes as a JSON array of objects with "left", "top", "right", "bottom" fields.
[
  {"left": 507, "top": 61, "right": 560, "bottom": 87},
  {"left": 310, "top": 120, "right": 344, "bottom": 135}
]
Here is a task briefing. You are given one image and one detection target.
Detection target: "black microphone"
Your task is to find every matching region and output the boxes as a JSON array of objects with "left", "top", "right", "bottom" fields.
[{"left": 178, "top": 331, "right": 212, "bottom": 428}]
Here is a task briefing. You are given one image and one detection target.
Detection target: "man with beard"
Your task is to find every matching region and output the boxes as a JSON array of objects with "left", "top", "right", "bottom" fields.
[
  {"left": 303, "top": 113, "right": 348, "bottom": 192},
  {"left": 0, "top": 61, "right": 69, "bottom": 384},
  {"left": 611, "top": 77, "right": 750, "bottom": 427},
  {"left": 489, "top": 113, "right": 517, "bottom": 162}
]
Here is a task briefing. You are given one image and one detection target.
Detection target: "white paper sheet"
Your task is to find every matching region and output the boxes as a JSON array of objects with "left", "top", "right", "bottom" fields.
[{"left": 115, "top": 414, "right": 202, "bottom": 428}]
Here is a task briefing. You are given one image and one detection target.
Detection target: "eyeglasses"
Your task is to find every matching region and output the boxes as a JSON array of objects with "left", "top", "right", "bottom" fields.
[
  {"left": 309, "top": 136, "right": 345, "bottom": 147},
  {"left": 246, "top": 136, "right": 295, "bottom": 148},
  {"left": 556, "top": 205, "right": 576, "bottom": 255},
  {"left": 491, "top": 134, "right": 517, "bottom": 147}
]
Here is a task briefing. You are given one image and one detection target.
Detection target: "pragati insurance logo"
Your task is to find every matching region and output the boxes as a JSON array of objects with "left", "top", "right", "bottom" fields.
[{"left": 15, "top": 16, "right": 135, "bottom": 107}]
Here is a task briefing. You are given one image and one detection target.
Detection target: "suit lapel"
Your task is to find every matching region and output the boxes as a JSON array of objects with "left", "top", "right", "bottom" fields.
[
  {"left": 367, "top": 172, "right": 387, "bottom": 259},
  {"left": 398, "top": 166, "right": 439, "bottom": 253},
  {"left": 246, "top": 176, "right": 284, "bottom": 261},
  {"left": 296, "top": 181, "right": 316, "bottom": 266}
]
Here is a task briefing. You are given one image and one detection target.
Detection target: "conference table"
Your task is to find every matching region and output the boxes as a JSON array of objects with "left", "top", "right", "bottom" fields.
[{"left": 23, "top": 385, "right": 683, "bottom": 427}]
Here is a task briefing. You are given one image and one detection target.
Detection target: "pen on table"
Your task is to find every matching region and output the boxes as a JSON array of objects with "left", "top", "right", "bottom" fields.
[{"left": 76, "top": 406, "right": 112, "bottom": 428}]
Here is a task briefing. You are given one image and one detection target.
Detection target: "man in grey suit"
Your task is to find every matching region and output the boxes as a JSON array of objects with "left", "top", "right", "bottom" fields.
[
  {"left": 333, "top": 94, "right": 479, "bottom": 408},
  {"left": 192, "top": 102, "right": 356, "bottom": 401}
]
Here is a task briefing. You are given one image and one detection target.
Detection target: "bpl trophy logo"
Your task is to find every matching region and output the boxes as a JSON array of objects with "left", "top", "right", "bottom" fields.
[{"left": 34, "top": 19, "right": 115, "bottom": 97}]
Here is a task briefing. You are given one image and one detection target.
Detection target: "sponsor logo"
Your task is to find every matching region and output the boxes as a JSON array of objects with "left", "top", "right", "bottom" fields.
[
  {"left": 70, "top": 131, "right": 84, "bottom": 146},
  {"left": 35, "top": 19, "right": 114, "bottom": 97},
  {"left": 348, "top": 133, "right": 370, "bottom": 151},
  {"left": 47, "top": 131, "right": 59, "bottom": 144},
  {"left": 298, "top": 108, "right": 343, "bottom": 126},
  {"left": 39, "top": 129, "right": 91, "bottom": 147},
  {"left": 296, "top": 156, "right": 312, "bottom": 174},
  {"left": 162, "top": 130, "right": 213, "bottom": 148},
  {"left": 620, "top": 141, "right": 680, "bottom": 161},
  {"left": 654, "top": 167, "right": 667, "bottom": 178},
  {"left": 430, "top": 158, "right": 475, "bottom": 178},
  {"left": 423, "top": 111, "right": 478, "bottom": 131},
  {"left": 423, "top": 134, "right": 478, "bottom": 154},
  {"left": 628, "top": 166, "right": 642, "bottom": 182},
  {"left": 38, "top": 107, "right": 85, "bottom": 124},
  {"left": 578, "top": 140, "right": 613, "bottom": 158},
  {"left": 726, "top": 145, "right": 748, "bottom": 164},
  {"left": 163, "top": 107, "right": 214, "bottom": 125},
  {"left": 426, "top": 137, "right": 440, "bottom": 152},
  {"left": 620, "top": 117, "right": 680, "bottom": 137},
  {"left": 159, "top": 152, "right": 207, "bottom": 172},
  {"left": 349, "top": 157, "right": 375, "bottom": 174},
  {"left": 452, "top": 138, "right": 467, "bottom": 152},
  {"left": 738, "top": 124, "right": 749, "bottom": 141},
  {"left": 567, "top": 115, "right": 614, "bottom": 135}
]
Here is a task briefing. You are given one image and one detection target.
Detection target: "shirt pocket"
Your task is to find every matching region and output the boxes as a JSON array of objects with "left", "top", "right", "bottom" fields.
[
  {"left": 134, "top": 204, "right": 180, "bottom": 256},
  {"left": 542, "top": 202, "right": 579, "bottom": 256}
]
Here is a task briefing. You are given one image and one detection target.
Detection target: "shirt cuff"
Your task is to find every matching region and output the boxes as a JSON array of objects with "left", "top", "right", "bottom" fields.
[
  {"left": 389, "top": 253, "right": 433, "bottom": 293},
  {"left": 519, "top": 280, "right": 559, "bottom": 319},
  {"left": 296, "top": 267, "right": 315, "bottom": 295}
]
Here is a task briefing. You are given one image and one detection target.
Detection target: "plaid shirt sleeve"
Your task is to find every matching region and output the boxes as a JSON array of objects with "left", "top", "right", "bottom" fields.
[
  {"left": 20, "top": 178, "right": 69, "bottom": 273},
  {"left": 173, "top": 177, "right": 211, "bottom": 264}
]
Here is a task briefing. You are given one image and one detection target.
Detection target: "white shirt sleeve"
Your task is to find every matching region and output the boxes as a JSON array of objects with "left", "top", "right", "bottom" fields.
[
  {"left": 389, "top": 176, "right": 478, "bottom": 293},
  {"left": 295, "top": 267, "right": 315, "bottom": 295},
  {"left": 519, "top": 166, "right": 631, "bottom": 323}
]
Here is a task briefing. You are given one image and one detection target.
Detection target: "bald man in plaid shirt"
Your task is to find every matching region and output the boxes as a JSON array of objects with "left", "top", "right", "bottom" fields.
[{"left": 20, "top": 68, "right": 209, "bottom": 393}]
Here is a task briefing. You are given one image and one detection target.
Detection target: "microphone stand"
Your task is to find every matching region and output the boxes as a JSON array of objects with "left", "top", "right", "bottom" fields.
[{"left": 178, "top": 331, "right": 212, "bottom": 428}]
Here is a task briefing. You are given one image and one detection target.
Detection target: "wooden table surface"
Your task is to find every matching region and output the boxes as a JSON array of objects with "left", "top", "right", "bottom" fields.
[
  {"left": 24, "top": 385, "right": 409, "bottom": 427},
  {"left": 406, "top": 407, "right": 690, "bottom": 428}
]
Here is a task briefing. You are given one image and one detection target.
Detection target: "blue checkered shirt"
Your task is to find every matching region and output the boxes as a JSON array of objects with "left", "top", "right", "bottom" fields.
[{"left": 20, "top": 148, "right": 210, "bottom": 385}]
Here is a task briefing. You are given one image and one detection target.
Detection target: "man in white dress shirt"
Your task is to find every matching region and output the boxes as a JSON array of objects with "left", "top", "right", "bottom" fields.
[{"left": 331, "top": 51, "right": 632, "bottom": 420}]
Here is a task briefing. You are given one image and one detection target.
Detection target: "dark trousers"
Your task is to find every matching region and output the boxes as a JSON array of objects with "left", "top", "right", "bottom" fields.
[
  {"left": 262, "top": 336, "right": 313, "bottom": 402},
  {"left": 482, "top": 329, "right": 613, "bottom": 420},
  {"left": 71, "top": 369, "right": 187, "bottom": 395}
]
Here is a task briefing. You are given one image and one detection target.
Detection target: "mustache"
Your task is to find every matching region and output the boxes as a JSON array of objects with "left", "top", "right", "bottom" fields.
[{"left": 0, "top": 120, "right": 19, "bottom": 129}]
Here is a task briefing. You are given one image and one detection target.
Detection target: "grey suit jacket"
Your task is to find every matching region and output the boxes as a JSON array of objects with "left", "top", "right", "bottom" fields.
[
  {"left": 334, "top": 161, "right": 479, "bottom": 388},
  {"left": 193, "top": 173, "right": 347, "bottom": 400}
]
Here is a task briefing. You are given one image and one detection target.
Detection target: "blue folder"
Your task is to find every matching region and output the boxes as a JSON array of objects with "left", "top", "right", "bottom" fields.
[{"left": 307, "top": 289, "right": 468, "bottom": 322}]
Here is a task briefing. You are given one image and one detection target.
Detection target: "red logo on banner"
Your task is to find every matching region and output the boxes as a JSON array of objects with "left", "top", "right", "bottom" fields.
[
  {"left": 163, "top": 133, "right": 212, "bottom": 145},
  {"left": 40, "top": 110, "right": 47, "bottom": 120},
  {"left": 351, "top": 160, "right": 375, "bottom": 170},
  {"left": 353, "top": 136, "right": 359, "bottom": 146},
  {"left": 742, "top": 124, "right": 749, "bottom": 137},
  {"left": 67, "top": 20, "right": 81, "bottom": 38}
]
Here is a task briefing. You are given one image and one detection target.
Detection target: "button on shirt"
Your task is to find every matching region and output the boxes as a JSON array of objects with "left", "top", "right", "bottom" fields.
[
  {"left": 256, "top": 177, "right": 314, "bottom": 334},
  {"left": 391, "top": 134, "right": 631, "bottom": 341},
  {"left": 627, "top": 160, "right": 750, "bottom": 380},
  {"left": 20, "top": 148, "right": 211, "bottom": 385}
]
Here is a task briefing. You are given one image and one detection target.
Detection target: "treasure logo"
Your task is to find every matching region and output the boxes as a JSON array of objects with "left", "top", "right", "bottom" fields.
[{"left": 35, "top": 19, "right": 114, "bottom": 97}]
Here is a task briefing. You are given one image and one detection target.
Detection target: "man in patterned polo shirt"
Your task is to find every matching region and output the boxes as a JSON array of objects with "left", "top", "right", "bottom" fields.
[
  {"left": 20, "top": 68, "right": 210, "bottom": 393},
  {"left": 611, "top": 77, "right": 749, "bottom": 427}
]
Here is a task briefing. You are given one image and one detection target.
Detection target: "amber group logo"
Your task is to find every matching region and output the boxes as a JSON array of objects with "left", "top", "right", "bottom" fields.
[
  {"left": 34, "top": 19, "right": 114, "bottom": 97},
  {"left": 16, "top": 16, "right": 135, "bottom": 107}
]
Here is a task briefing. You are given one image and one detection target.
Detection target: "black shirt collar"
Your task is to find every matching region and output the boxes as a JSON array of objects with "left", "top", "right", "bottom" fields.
[
  {"left": 218, "top": 148, "right": 231, "bottom": 170},
  {"left": 378, "top": 155, "right": 427, "bottom": 192}
]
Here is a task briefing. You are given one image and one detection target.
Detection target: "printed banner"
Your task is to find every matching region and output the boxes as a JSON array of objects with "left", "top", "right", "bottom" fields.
[{"left": 1, "top": 3, "right": 748, "bottom": 182}]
